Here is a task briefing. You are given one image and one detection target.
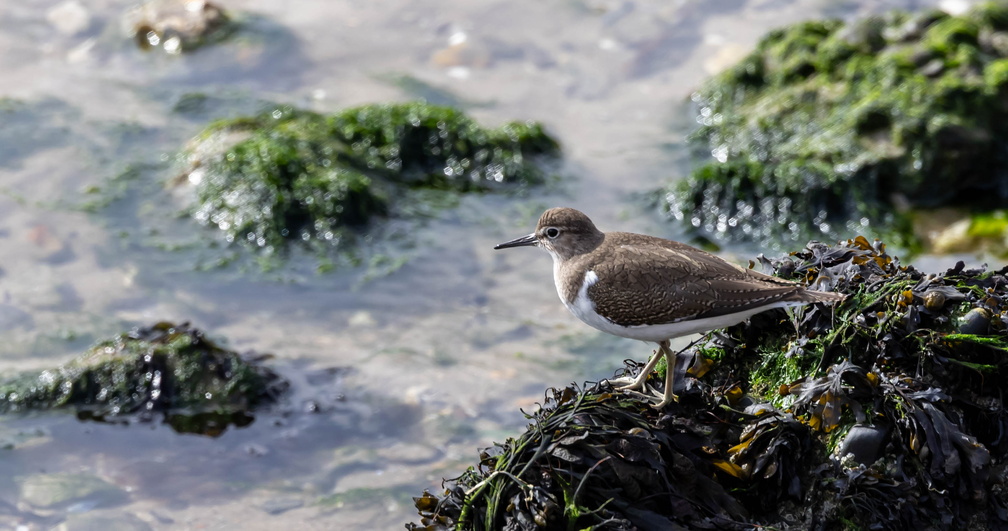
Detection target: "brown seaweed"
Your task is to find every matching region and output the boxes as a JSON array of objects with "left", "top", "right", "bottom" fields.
[{"left": 409, "top": 236, "right": 1008, "bottom": 529}]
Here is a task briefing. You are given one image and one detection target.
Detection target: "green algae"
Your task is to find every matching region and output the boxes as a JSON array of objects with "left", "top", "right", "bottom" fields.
[
  {"left": 185, "top": 102, "right": 558, "bottom": 253},
  {"left": 727, "top": 237, "right": 1006, "bottom": 526},
  {"left": 0, "top": 322, "right": 286, "bottom": 436},
  {"left": 664, "top": 3, "right": 1008, "bottom": 250},
  {"left": 930, "top": 209, "right": 1008, "bottom": 257}
]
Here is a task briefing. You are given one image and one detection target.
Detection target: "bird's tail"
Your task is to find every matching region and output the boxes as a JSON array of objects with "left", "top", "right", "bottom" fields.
[{"left": 794, "top": 289, "right": 847, "bottom": 304}]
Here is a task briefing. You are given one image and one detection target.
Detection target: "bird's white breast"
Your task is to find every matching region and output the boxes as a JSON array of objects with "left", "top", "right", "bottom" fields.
[{"left": 557, "top": 268, "right": 653, "bottom": 340}]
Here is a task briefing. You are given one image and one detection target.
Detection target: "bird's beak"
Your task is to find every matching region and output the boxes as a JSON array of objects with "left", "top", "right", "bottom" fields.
[{"left": 494, "top": 233, "right": 538, "bottom": 250}]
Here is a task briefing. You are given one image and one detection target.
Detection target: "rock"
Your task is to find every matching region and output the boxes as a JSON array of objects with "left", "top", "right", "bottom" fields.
[
  {"left": 0, "top": 322, "right": 287, "bottom": 436},
  {"left": 124, "top": 0, "right": 233, "bottom": 54},
  {"left": 663, "top": 3, "right": 1008, "bottom": 251},
  {"left": 410, "top": 237, "right": 1008, "bottom": 529},
  {"left": 181, "top": 102, "right": 558, "bottom": 254}
]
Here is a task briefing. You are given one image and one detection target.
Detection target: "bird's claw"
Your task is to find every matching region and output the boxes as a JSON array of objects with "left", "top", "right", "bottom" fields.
[
  {"left": 608, "top": 378, "right": 676, "bottom": 407},
  {"left": 607, "top": 341, "right": 680, "bottom": 408},
  {"left": 652, "top": 393, "right": 679, "bottom": 409},
  {"left": 606, "top": 375, "right": 641, "bottom": 390}
]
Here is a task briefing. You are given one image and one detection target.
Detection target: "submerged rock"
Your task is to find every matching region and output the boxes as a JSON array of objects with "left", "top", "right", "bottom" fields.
[
  {"left": 923, "top": 208, "right": 1008, "bottom": 257},
  {"left": 125, "top": 0, "right": 233, "bottom": 54},
  {"left": 410, "top": 237, "right": 1008, "bottom": 529},
  {"left": 663, "top": 3, "right": 1008, "bottom": 251},
  {"left": 0, "top": 322, "right": 287, "bottom": 436},
  {"left": 182, "top": 101, "right": 558, "bottom": 253}
]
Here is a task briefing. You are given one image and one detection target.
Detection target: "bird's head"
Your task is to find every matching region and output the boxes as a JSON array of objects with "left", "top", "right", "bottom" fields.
[{"left": 494, "top": 207, "right": 604, "bottom": 261}]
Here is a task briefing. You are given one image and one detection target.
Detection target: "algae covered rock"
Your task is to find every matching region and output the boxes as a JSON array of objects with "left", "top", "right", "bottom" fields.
[
  {"left": 183, "top": 102, "right": 558, "bottom": 252},
  {"left": 411, "top": 238, "right": 1008, "bottom": 530},
  {"left": 925, "top": 208, "right": 1008, "bottom": 257},
  {"left": 126, "top": 0, "right": 234, "bottom": 54},
  {"left": 0, "top": 322, "right": 287, "bottom": 436},
  {"left": 720, "top": 237, "right": 1007, "bottom": 527},
  {"left": 410, "top": 386, "right": 754, "bottom": 530},
  {"left": 664, "top": 2, "right": 1008, "bottom": 250}
]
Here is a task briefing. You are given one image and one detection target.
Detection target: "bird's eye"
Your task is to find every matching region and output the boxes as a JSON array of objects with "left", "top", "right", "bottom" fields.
[{"left": 545, "top": 227, "right": 560, "bottom": 238}]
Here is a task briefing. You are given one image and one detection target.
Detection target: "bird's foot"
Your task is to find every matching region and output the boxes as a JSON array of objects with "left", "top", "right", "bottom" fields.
[
  {"left": 607, "top": 352, "right": 664, "bottom": 392},
  {"left": 617, "top": 387, "right": 677, "bottom": 408},
  {"left": 652, "top": 390, "right": 679, "bottom": 409},
  {"left": 608, "top": 377, "right": 675, "bottom": 406},
  {"left": 607, "top": 342, "right": 679, "bottom": 407},
  {"left": 619, "top": 381, "right": 662, "bottom": 398},
  {"left": 606, "top": 375, "right": 646, "bottom": 391}
]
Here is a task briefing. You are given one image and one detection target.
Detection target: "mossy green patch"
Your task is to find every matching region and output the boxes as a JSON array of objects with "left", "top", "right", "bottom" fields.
[
  {"left": 0, "top": 322, "right": 286, "bottom": 436},
  {"left": 185, "top": 102, "right": 558, "bottom": 254},
  {"left": 970, "top": 210, "right": 1008, "bottom": 239},
  {"left": 664, "top": 3, "right": 1008, "bottom": 251}
]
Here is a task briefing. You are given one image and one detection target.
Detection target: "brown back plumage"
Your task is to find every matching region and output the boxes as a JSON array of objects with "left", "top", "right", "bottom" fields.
[
  {"left": 522, "top": 207, "right": 844, "bottom": 327},
  {"left": 560, "top": 231, "right": 844, "bottom": 327}
]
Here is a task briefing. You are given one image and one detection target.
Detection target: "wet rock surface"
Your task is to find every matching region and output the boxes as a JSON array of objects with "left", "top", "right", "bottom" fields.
[
  {"left": 410, "top": 237, "right": 1008, "bottom": 530},
  {"left": 663, "top": 2, "right": 1008, "bottom": 251},
  {"left": 182, "top": 101, "right": 559, "bottom": 255},
  {"left": 0, "top": 322, "right": 287, "bottom": 437},
  {"left": 125, "top": 0, "right": 233, "bottom": 54}
]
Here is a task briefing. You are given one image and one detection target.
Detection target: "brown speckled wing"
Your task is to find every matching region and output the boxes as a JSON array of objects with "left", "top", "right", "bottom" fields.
[{"left": 582, "top": 233, "right": 804, "bottom": 327}]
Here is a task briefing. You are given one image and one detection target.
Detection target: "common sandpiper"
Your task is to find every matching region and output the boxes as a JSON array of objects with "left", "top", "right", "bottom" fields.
[{"left": 494, "top": 207, "right": 846, "bottom": 408}]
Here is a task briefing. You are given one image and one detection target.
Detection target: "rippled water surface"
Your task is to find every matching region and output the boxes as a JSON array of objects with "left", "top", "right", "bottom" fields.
[{"left": 0, "top": 0, "right": 977, "bottom": 529}]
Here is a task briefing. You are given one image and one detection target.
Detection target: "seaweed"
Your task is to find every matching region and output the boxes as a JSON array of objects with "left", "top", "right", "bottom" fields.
[
  {"left": 410, "top": 236, "right": 1008, "bottom": 529},
  {"left": 185, "top": 102, "right": 559, "bottom": 254},
  {"left": 663, "top": 2, "right": 1008, "bottom": 251},
  {"left": 0, "top": 322, "right": 287, "bottom": 436}
]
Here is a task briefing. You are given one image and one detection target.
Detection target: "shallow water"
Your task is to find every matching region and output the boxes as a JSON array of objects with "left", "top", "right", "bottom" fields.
[{"left": 0, "top": 0, "right": 983, "bottom": 529}]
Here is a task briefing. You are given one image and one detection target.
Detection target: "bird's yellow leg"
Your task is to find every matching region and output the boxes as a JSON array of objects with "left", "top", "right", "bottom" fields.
[
  {"left": 652, "top": 341, "right": 679, "bottom": 409},
  {"left": 609, "top": 343, "right": 666, "bottom": 392}
]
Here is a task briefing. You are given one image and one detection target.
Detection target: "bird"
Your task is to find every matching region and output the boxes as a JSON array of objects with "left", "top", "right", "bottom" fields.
[{"left": 494, "top": 207, "right": 846, "bottom": 408}]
